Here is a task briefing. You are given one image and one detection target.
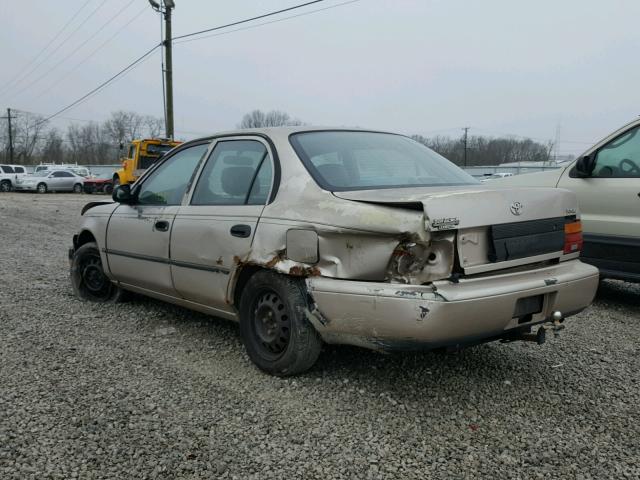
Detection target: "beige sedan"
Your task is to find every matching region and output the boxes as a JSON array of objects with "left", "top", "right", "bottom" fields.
[{"left": 69, "top": 127, "right": 599, "bottom": 375}]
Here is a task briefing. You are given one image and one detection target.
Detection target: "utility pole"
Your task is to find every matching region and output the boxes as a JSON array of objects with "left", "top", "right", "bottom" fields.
[
  {"left": 163, "top": 0, "right": 174, "bottom": 139},
  {"left": 149, "top": 0, "right": 175, "bottom": 139},
  {"left": 1, "top": 108, "right": 15, "bottom": 163},
  {"left": 462, "top": 127, "right": 470, "bottom": 167}
]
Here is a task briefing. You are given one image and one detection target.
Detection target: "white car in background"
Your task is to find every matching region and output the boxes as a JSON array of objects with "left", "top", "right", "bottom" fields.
[
  {"left": 15, "top": 169, "right": 85, "bottom": 193},
  {"left": 0, "top": 164, "right": 28, "bottom": 192},
  {"left": 481, "top": 172, "right": 514, "bottom": 183},
  {"left": 494, "top": 118, "right": 640, "bottom": 282}
]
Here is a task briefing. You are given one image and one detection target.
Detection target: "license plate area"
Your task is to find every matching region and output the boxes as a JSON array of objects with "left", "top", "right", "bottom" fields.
[{"left": 513, "top": 294, "right": 544, "bottom": 320}]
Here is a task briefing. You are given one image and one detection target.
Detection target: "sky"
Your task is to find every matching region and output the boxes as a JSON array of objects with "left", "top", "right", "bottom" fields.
[{"left": 1, "top": 0, "right": 638, "bottom": 156}]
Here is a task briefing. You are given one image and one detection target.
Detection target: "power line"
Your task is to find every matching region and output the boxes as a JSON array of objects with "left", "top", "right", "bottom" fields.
[
  {"left": 0, "top": 0, "right": 107, "bottom": 98},
  {"left": 0, "top": 0, "right": 93, "bottom": 94},
  {"left": 33, "top": 5, "right": 148, "bottom": 100},
  {"left": 37, "top": 44, "right": 161, "bottom": 125},
  {"left": 33, "top": 0, "right": 363, "bottom": 126},
  {"left": 174, "top": 0, "right": 362, "bottom": 45},
  {"left": 173, "top": 0, "right": 325, "bottom": 41},
  {"left": 12, "top": 0, "right": 138, "bottom": 99}
]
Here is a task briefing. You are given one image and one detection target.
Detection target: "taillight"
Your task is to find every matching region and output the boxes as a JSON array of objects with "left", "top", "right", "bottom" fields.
[{"left": 564, "top": 220, "right": 583, "bottom": 254}]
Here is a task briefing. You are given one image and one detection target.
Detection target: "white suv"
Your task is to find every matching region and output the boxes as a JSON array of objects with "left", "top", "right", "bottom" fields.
[
  {"left": 0, "top": 164, "right": 27, "bottom": 192},
  {"left": 495, "top": 119, "right": 640, "bottom": 282}
]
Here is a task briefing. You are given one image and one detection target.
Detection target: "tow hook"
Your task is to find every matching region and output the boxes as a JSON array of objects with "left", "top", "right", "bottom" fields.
[{"left": 551, "top": 310, "right": 565, "bottom": 337}]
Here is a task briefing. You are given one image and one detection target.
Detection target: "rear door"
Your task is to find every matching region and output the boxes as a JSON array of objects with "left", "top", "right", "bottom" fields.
[
  {"left": 105, "top": 142, "right": 210, "bottom": 296},
  {"left": 558, "top": 124, "right": 640, "bottom": 277},
  {"left": 58, "top": 171, "right": 76, "bottom": 190},
  {"left": 171, "top": 138, "right": 274, "bottom": 312}
]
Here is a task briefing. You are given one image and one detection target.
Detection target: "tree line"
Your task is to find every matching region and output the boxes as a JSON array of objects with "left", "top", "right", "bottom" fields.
[
  {"left": 0, "top": 110, "right": 164, "bottom": 166},
  {"left": 0, "top": 108, "right": 555, "bottom": 166}
]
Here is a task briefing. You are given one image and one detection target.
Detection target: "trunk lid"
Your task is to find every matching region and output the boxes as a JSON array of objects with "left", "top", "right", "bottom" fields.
[{"left": 334, "top": 186, "right": 578, "bottom": 275}]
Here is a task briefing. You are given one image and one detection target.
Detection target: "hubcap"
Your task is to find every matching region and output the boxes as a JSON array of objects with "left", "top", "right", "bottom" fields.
[
  {"left": 253, "top": 291, "right": 291, "bottom": 357},
  {"left": 38, "top": 184, "right": 46, "bottom": 193}
]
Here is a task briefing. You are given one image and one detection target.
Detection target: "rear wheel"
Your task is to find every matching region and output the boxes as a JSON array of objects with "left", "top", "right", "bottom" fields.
[
  {"left": 239, "top": 271, "right": 322, "bottom": 376},
  {"left": 104, "top": 183, "right": 113, "bottom": 195},
  {"left": 0, "top": 180, "right": 11, "bottom": 192},
  {"left": 113, "top": 176, "right": 121, "bottom": 188},
  {"left": 73, "top": 183, "right": 82, "bottom": 193},
  {"left": 37, "top": 183, "right": 47, "bottom": 194},
  {"left": 70, "top": 242, "right": 125, "bottom": 302}
]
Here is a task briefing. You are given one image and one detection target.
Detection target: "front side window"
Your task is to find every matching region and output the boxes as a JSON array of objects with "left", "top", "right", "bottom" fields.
[
  {"left": 137, "top": 143, "right": 209, "bottom": 206},
  {"left": 593, "top": 126, "right": 640, "bottom": 178},
  {"left": 290, "top": 131, "right": 478, "bottom": 191},
  {"left": 191, "top": 140, "right": 272, "bottom": 206},
  {"left": 14, "top": 167, "right": 24, "bottom": 173}
]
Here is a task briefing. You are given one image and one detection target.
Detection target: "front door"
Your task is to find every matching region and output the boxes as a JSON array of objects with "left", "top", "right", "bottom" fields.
[
  {"left": 558, "top": 124, "right": 640, "bottom": 277},
  {"left": 171, "top": 138, "right": 274, "bottom": 312},
  {"left": 105, "top": 142, "right": 211, "bottom": 296}
]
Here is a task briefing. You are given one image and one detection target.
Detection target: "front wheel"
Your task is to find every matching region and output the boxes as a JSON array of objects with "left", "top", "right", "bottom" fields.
[
  {"left": 239, "top": 271, "right": 322, "bottom": 376},
  {"left": 70, "top": 242, "right": 125, "bottom": 302},
  {"left": 73, "top": 183, "right": 83, "bottom": 193},
  {"left": 0, "top": 180, "right": 11, "bottom": 192},
  {"left": 37, "top": 183, "right": 47, "bottom": 194},
  {"left": 113, "top": 176, "right": 120, "bottom": 188},
  {"left": 104, "top": 183, "right": 113, "bottom": 195}
]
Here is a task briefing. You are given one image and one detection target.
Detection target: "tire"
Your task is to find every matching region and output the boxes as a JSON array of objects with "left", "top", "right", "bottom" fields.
[
  {"left": 239, "top": 271, "right": 322, "bottom": 376},
  {"left": 0, "top": 180, "right": 11, "bottom": 192},
  {"left": 37, "top": 183, "right": 47, "bottom": 194},
  {"left": 113, "top": 176, "right": 120, "bottom": 188},
  {"left": 104, "top": 183, "right": 113, "bottom": 195},
  {"left": 70, "top": 242, "right": 125, "bottom": 303},
  {"left": 73, "top": 183, "right": 83, "bottom": 193}
]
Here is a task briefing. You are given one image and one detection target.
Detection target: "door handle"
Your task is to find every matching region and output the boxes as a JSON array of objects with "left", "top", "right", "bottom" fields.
[
  {"left": 155, "top": 220, "right": 170, "bottom": 232},
  {"left": 230, "top": 224, "right": 251, "bottom": 238}
]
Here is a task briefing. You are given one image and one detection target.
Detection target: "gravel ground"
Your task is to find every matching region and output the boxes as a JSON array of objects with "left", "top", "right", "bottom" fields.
[{"left": 1, "top": 192, "right": 639, "bottom": 479}]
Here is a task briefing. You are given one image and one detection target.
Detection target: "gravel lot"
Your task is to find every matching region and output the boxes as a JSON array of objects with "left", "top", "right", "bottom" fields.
[{"left": 1, "top": 192, "right": 639, "bottom": 479}]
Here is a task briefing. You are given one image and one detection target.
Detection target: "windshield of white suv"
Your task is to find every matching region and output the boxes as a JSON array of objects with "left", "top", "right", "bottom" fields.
[{"left": 289, "top": 131, "right": 479, "bottom": 191}]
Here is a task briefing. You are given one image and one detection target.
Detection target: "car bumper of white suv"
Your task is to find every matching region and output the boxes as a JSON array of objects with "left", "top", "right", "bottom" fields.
[{"left": 305, "top": 260, "right": 599, "bottom": 351}]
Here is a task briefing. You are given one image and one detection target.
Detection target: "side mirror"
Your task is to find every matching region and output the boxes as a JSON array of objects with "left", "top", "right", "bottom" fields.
[
  {"left": 112, "top": 184, "right": 133, "bottom": 203},
  {"left": 575, "top": 154, "right": 595, "bottom": 177}
]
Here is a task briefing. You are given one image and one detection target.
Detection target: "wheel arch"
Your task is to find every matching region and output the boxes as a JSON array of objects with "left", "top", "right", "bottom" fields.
[
  {"left": 231, "top": 265, "right": 266, "bottom": 308},
  {"left": 74, "top": 229, "right": 97, "bottom": 250}
]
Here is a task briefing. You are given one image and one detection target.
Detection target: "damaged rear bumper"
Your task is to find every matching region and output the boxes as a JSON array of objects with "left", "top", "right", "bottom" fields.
[{"left": 305, "top": 260, "right": 599, "bottom": 351}]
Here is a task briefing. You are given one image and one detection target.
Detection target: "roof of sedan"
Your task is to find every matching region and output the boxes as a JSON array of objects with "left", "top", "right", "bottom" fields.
[{"left": 189, "top": 126, "right": 399, "bottom": 142}]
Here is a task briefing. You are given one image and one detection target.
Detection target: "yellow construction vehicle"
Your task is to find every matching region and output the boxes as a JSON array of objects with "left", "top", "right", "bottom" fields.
[{"left": 113, "top": 138, "right": 182, "bottom": 186}]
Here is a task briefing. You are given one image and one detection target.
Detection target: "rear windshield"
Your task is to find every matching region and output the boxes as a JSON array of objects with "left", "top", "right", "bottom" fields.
[{"left": 289, "top": 131, "right": 478, "bottom": 191}]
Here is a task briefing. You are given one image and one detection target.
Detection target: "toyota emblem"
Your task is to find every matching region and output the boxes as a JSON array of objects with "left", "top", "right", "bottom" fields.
[{"left": 510, "top": 201, "right": 523, "bottom": 216}]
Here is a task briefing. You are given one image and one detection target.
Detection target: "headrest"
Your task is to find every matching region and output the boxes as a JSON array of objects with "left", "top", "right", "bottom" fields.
[{"left": 221, "top": 166, "right": 254, "bottom": 196}]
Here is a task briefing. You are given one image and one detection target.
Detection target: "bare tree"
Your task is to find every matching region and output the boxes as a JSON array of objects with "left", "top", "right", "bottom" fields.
[
  {"left": 238, "top": 109, "right": 305, "bottom": 129},
  {"left": 39, "top": 128, "right": 65, "bottom": 164},
  {"left": 143, "top": 115, "right": 165, "bottom": 138},
  {"left": 9, "top": 112, "right": 49, "bottom": 164},
  {"left": 104, "top": 110, "right": 145, "bottom": 147}
]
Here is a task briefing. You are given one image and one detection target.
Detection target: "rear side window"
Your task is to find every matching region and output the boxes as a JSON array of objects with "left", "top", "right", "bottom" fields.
[
  {"left": 191, "top": 140, "right": 272, "bottom": 206},
  {"left": 1, "top": 166, "right": 14, "bottom": 173}
]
